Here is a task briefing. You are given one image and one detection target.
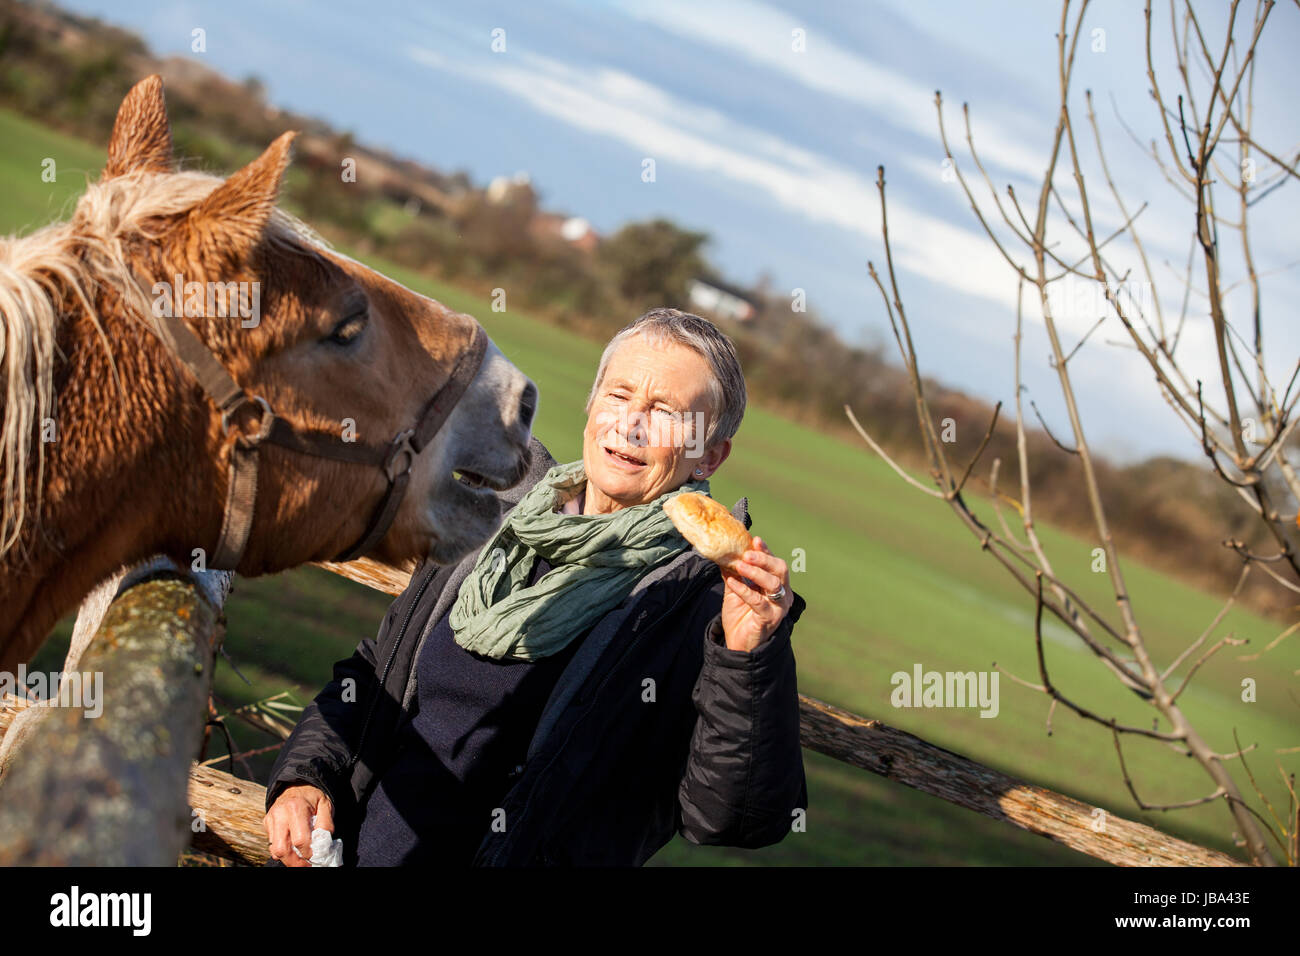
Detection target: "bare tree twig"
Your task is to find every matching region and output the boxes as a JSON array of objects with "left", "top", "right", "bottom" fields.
[
  {"left": 1113, "top": 723, "right": 1227, "bottom": 810},
  {"left": 843, "top": 403, "right": 944, "bottom": 500},
  {"left": 954, "top": 401, "right": 1002, "bottom": 496},
  {"left": 1028, "top": 398, "right": 1080, "bottom": 454}
]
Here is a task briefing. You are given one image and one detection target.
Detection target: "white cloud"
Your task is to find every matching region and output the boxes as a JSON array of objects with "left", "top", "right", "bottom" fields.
[
  {"left": 613, "top": 0, "right": 1049, "bottom": 181},
  {"left": 406, "top": 42, "right": 1019, "bottom": 313}
]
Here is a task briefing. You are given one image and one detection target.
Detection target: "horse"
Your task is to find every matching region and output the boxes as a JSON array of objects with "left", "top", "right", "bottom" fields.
[{"left": 0, "top": 75, "right": 537, "bottom": 671}]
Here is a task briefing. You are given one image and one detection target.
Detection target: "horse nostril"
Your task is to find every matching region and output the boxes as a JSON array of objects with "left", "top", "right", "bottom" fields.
[{"left": 518, "top": 381, "right": 538, "bottom": 428}]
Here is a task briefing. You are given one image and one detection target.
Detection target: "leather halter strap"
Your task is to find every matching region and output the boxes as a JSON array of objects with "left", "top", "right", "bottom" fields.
[{"left": 134, "top": 270, "right": 488, "bottom": 570}]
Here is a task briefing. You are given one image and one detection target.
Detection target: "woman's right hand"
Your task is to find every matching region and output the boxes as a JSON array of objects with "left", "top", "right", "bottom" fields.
[{"left": 265, "top": 784, "right": 334, "bottom": 867}]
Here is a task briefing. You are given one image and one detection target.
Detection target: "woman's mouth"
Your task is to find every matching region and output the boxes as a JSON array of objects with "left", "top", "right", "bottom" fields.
[{"left": 604, "top": 445, "right": 646, "bottom": 469}]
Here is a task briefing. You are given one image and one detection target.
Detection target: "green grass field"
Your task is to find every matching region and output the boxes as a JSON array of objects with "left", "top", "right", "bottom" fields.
[{"left": 5, "top": 107, "right": 1297, "bottom": 866}]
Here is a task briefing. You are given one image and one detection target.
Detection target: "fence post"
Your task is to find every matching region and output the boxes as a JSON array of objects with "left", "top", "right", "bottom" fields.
[{"left": 0, "top": 566, "right": 229, "bottom": 865}]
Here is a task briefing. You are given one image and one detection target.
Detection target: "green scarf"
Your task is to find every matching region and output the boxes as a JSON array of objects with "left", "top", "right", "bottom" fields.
[{"left": 448, "top": 458, "right": 711, "bottom": 660}]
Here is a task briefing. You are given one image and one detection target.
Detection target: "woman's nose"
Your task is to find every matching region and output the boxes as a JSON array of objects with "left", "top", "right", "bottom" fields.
[
  {"left": 624, "top": 410, "right": 651, "bottom": 448},
  {"left": 611, "top": 405, "right": 647, "bottom": 447}
]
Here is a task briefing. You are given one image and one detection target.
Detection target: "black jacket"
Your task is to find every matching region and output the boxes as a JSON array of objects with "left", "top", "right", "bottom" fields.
[{"left": 266, "top": 436, "right": 808, "bottom": 865}]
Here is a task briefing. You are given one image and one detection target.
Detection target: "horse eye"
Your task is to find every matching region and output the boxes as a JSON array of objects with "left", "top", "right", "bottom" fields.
[{"left": 325, "top": 312, "right": 367, "bottom": 346}]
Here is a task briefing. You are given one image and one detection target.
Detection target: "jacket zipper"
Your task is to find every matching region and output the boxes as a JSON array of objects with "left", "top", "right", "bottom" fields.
[
  {"left": 347, "top": 563, "right": 438, "bottom": 772},
  {"left": 485, "top": 566, "right": 712, "bottom": 864}
]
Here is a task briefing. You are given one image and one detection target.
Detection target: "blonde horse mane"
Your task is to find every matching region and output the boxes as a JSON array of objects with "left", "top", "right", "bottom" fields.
[{"left": 0, "top": 168, "right": 326, "bottom": 559}]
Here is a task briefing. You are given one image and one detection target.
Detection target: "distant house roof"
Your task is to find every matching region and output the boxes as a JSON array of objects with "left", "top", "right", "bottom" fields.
[
  {"left": 688, "top": 277, "right": 756, "bottom": 322},
  {"left": 560, "top": 217, "right": 591, "bottom": 241},
  {"left": 528, "top": 212, "right": 601, "bottom": 253},
  {"left": 486, "top": 171, "right": 533, "bottom": 203}
]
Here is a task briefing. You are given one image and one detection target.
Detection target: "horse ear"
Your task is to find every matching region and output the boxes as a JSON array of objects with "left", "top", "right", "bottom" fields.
[
  {"left": 187, "top": 131, "right": 297, "bottom": 262},
  {"left": 103, "top": 74, "right": 173, "bottom": 178}
]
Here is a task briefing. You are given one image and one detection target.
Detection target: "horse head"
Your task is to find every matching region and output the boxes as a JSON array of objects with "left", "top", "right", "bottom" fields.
[{"left": 0, "top": 75, "right": 537, "bottom": 668}]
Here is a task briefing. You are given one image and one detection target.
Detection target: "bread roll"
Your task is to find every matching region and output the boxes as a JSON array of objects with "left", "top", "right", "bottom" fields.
[{"left": 663, "top": 492, "right": 752, "bottom": 572}]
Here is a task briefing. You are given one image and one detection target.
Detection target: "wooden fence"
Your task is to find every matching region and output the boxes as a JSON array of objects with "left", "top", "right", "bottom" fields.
[{"left": 0, "top": 557, "right": 1244, "bottom": 866}]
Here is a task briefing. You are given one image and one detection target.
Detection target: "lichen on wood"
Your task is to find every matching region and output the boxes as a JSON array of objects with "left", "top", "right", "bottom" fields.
[{"left": 0, "top": 576, "right": 223, "bottom": 865}]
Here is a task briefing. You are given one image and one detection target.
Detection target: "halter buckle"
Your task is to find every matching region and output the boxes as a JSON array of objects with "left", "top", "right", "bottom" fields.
[
  {"left": 384, "top": 428, "right": 417, "bottom": 480},
  {"left": 221, "top": 395, "right": 275, "bottom": 443}
]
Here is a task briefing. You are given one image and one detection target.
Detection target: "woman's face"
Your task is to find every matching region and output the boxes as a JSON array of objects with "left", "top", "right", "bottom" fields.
[{"left": 582, "top": 334, "right": 731, "bottom": 513}]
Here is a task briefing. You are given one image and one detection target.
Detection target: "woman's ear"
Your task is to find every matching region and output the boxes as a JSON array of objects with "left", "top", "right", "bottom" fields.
[{"left": 698, "top": 439, "right": 732, "bottom": 478}]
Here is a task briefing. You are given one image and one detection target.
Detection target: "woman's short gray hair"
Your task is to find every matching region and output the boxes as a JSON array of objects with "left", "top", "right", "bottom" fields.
[{"left": 584, "top": 307, "right": 746, "bottom": 451}]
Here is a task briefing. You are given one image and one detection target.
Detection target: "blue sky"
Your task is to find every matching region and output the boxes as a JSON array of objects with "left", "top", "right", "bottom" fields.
[{"left": 58, "top": 0, "right": 1300, "bottom": 463}]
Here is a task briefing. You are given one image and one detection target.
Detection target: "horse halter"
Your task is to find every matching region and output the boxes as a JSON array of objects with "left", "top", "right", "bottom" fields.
[{"left": 132, "top": 270, "right": 488, "bottom": 571}]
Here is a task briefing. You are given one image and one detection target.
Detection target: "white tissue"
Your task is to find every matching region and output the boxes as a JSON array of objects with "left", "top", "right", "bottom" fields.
[{"left": 292, "top": 813, "right": 343, "bottom": 867}]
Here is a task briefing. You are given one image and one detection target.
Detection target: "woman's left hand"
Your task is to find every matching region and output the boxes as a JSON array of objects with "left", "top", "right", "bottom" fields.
[{"left": 720, "top": 536, "right": 793, "bottom": 653}]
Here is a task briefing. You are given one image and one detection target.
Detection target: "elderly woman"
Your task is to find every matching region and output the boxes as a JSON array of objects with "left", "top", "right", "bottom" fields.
[{"left": 264, "top": 307, "right": 807, "bottom": 866}]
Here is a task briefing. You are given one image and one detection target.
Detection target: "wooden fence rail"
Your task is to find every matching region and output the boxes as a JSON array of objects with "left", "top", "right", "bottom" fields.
[{"left": 0, "top": 557, "right": 1247, "bottom": 866}]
